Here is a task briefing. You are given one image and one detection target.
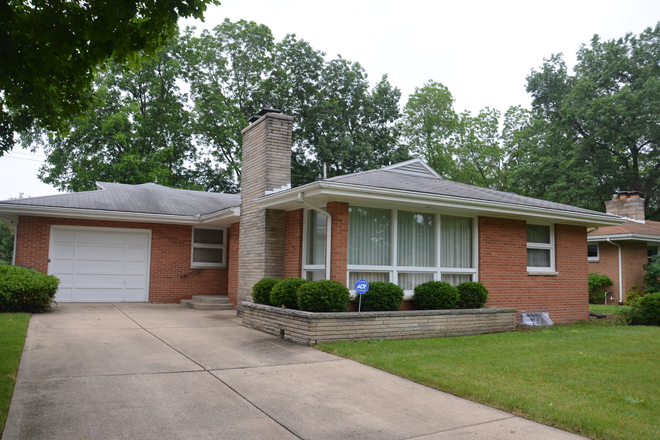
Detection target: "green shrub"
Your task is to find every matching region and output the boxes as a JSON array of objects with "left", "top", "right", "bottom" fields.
[
  {"left": 270, "top": 278, "right": 307, "bottom": 309},
  {"left": 359, "top": 281, "right": 404, "bottom": 311},
  {"left": 643, "top": 255, "right": 660, "bottom": 293},
  {"left": 621, "top": 292, "right": 660, "bottom": 326},
  {"left": 412, "top": 281, "right": 459, "bottom": 310},
  {"left": 456, "top": 281, "right": 489, "bottom": 309},
  {"left": 0, "top": 265, "right": 59, "bottom": 313},
  {"left": 624, "top": 284, "right": 643, "bottom": 306},
  {"left": 251, "top": 277, "right": 280, "bottom": 306},
  {"left": 297, "top": 280, "right": 349, "bottom": 312},
  {"left": 588, "top": 273, "right": 613, "bottom": 304}
]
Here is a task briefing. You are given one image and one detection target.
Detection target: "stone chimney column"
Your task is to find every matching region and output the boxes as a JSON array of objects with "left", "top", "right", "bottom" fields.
[
  {"left": 605, "top": 191, "right": 645, "bottom": 221},
  {"left": 237, "top": 111, "right": 293, "bottom": 314}
]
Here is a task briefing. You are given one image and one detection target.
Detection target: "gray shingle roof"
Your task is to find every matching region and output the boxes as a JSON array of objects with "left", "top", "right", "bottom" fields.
[
  {"left": 0, "top": 182, "right": 240, "bottom": 217},
  {"left": 325, "top": 165, "right": 613, "bottom": 218}
]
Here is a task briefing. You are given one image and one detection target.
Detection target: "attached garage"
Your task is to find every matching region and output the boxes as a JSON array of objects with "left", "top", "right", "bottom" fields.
[{"left": 48, "top": 226, "right": 151, "bottom": 302}]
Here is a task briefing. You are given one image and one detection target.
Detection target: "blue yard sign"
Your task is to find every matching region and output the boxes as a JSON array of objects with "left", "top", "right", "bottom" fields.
[
  {"left": 355, "top": 279, "right": 369, "bottom": 294},
  {"left": 355, "top": 279, "right": 369, "bottom": 312}
]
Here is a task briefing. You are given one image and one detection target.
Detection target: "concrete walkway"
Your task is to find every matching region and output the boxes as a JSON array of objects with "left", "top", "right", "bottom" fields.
[{"left": 3, "top": 304, "right": 588, "bottom": 440}]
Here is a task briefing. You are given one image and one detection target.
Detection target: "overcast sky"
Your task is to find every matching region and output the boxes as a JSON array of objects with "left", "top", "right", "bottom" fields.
[{"left": 2, "top": 0, "right": 659, "bottom": 200}]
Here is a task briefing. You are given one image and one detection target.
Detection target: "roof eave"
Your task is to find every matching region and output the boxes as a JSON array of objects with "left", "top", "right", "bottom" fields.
[
  {"left": 588, "top": 233, "right": 660, "bottom": 243},
  {"left": 256, "top": 181, "right": 624, "bottom": 227},
  {"left": 0, "top": 204, "right": 239, "bottom": 226}
]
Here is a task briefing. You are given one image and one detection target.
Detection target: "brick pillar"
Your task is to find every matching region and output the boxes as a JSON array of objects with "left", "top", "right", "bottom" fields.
[
  {"left": 327, "top": 202, "right": 349, "bottom": 285},
  {"left": 227, "top": 222, "right": 240, "bottom": 308},
  {"left": 285, "top": 209, "right": 304, "bottom": 278},
  {"left": 237, "top": 112, "right": 293, "bottom": 314}
]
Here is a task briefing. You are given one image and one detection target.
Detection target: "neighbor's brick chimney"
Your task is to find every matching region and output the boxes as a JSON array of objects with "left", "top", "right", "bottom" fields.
[
  {"left": 605, "top": 191, "right": 645, "bottom": 221},
  {"left": 237, "top": 109, "right": 292, "bottom": 314}
]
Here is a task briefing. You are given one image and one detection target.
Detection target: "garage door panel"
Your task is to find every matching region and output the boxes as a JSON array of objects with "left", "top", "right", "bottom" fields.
[
  {"left": 74, "top": 288, "right": 125, "bottom": 302},
  {"left": 53, "top": 230, "right": 75, "bottom": 243},
  {"left": 76, "top": 231, "right": 127, "bottom": 245},
  {"left": 49, "top": 227, "right": 150, "bottom": 302},
  {"left": 75, "top": 246, "right": 126, "bottom": 261},
  {"left": 51, "top": 244, "right": 75, "bottom": 258},
  {"left": 75, "top": 260, "right": 125, "bottom": 273},
  {"left": 51, "top": 259, "right": 74, "bottom": 272},
  {"left": 74, "top": 274, "right": 125, "bottom": 287}
]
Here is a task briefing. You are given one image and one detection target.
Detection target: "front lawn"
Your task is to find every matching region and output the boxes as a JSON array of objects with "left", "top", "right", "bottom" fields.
[
  {"left": 0, "top": 313, "right": 29, "bottom": 436},
  {"left": 589, "top": 304, "right": 631, "bottom": 315},
  {"left": 318, "top": 320, "right": 660, "bottom": 440}
]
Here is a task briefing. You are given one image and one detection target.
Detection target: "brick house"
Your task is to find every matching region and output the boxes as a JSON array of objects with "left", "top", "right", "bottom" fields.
[
  {"left": 588, "top": 191, "right": 660, "bottom": 303},
  {"left": 0, "top": 110, "right": 623, "bottom": 322}
]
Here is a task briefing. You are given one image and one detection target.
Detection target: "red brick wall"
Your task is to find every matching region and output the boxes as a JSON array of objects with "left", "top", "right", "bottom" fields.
[
  {"left": 478, "top": 217, "right": 588, "bottom": 322},
  {"left": 228, "top": 222, "right": 240, "bottom": 308},
  {"left": 284, "top": 209, "right": 303, "bottom": 279},
  {"left": 327, "top": 202, "right": 349, "bottom": 284},
  {"left": 15, "top": 216, "right": 229, "bottom": 303},
  {"left": 589, "top": 241, "right": 648, "bottom": 302}
]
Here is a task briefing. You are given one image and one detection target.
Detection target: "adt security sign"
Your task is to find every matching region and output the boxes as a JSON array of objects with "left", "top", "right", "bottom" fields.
[{"left": 355, "top": 279, "right": 369, "bottom": 294}]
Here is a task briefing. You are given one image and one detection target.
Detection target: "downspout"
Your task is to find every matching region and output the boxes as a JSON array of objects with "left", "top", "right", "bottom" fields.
[
  {"left": 0, "top": 216, "right": 18, "bottom": 265},
  {"left": 298, "top": 193, "right": 332, "bottom": 280},
  {"left": 607, "top": 238, "right": 623, "bottom": 304}
]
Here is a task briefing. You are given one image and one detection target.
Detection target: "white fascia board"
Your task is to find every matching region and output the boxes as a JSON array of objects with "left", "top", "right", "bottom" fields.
[
  {"left": 199, "top": 206, "right": 240, "bottom": 224},
  {"left": 256, "top": 182, "right": 624, "bottom": 227},
  {"left": 588, "top": 233, "right": 660, "bottom": 243},
  {"left": 0, "top": 204, "right": 236, "bottom": 226}
]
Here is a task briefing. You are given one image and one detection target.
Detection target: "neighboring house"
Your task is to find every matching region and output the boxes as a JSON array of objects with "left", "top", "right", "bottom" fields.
[
  {"left": 587, "top": 191, "right": 660, "bottom": 303},
  {"left": 0, "top": 110, "right": 623, "bottom": 322}
]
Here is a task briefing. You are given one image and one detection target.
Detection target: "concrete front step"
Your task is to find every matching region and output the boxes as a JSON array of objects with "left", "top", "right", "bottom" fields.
[{"left": 181, "top": 295, "right": 234, "bottom": 310}]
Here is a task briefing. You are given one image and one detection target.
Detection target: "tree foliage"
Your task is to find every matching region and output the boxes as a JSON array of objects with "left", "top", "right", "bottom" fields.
[
  {"left": 519, "top": 23, "right": 660, "bottom": 217},
  {"left": 0, "top": 222, "right": 13, "bottom": 265},
  {"left": 0, "top": 0, "right": 219, "bottom": 155}
]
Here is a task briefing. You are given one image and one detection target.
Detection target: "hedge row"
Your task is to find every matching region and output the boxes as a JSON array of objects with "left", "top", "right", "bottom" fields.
[
  {"left": 0, "top": 265, "right": 59, "bottom": 313},
  {"left": 251, "top": 278, "right": 488, "bottom": 312}
]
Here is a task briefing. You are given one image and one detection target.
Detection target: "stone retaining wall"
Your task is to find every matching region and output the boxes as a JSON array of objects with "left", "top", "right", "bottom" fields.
[{"left": 241, "top": 302, "right": 517, "bottom": 345}]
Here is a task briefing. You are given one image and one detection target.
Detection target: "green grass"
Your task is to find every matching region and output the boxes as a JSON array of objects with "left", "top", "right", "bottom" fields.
[
  {"left": 0, "top": 313, "right": 29, "bottom": 436},
  {"left": 318, "top": 321, "right": 660, "bottom": 440},
  {"left": 589, "top": 304, "right": 631, "bottom": 315}
]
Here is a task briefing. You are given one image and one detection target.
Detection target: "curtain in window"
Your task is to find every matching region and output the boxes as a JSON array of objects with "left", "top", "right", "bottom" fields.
[
  {"left": 398, "top": 272, "right": 434, "bottom": 291},
  {"left": 349, "top": 271, "right": 390, "bottom": 286},
  {"left": 348, "top": 207, "right": 391, "bottom": 265},
  {"left": 527, "top": 225, "right": 550, "bottom": 243},
  {"left": 441, "top": 216, "right": 472, "bottom": 268},
  {"left": 442, "top": 273, "right": 472, "bottom": 285},
  {"left": 527, "top": 249, "right": 550, "bottom": 267},
  {"left": 307, "top": 210, "right": 326, "bottom": 265},
  {"left": 398, "top": 211, "right": 435, "bottom": 267}
]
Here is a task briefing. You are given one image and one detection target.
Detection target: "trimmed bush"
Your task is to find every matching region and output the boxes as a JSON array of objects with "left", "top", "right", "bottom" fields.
[
  {"left": 251, "top": 277, "right": 280, "bottom": 306},
  {"left": 624, "top": 284, "right": 643, "bottom": 306},
  {"left": 297, "top": 280, "right": 349, "bottom": 312},
  {"left": 412, "top": 281, "right": 459, "bottom": 310},
  {"left": 270, "top": 278, "right": 307, "bottom": 309},
  {"left": 359, "top": 281, "right": 404, "bottom": 311},
  {"left": 0, "top": 265, "right": 59, "bottom": 313},
  {"left": 588, "top": 273, "right": 613, "bottom": 304},
  {"left": 456, "top": 281, "right": 489, "bottom": 309},
  {"left": 621, "top": 292, "right": 660, "bottom": 326}
]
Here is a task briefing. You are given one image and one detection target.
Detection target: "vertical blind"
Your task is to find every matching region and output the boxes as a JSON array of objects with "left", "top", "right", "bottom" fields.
[
  {"left": 397, "top": 211, "right": 435, "bottom": 267},
  {"left": 348, "top": 207, "right": 392, "bottom": 265},
  {"left": 307, "top": 210, "right": 326, "bottom": 265},
  {"left": 440, "top": 216, "right": 473, "bottom": 268}
]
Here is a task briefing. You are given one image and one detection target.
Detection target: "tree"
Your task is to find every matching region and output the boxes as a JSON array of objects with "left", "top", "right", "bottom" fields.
[
  {"left": 33, "top": 33, "right": 234, "bottom": 193},
  {"left": 0, "top": 0, "right": 219, "bottom": 156},
  {"left": 522, "top": 23, "right": 660, "bottom": 217},
  {"left": 0, "top": 222, "right": 13, "bottom": 265}
]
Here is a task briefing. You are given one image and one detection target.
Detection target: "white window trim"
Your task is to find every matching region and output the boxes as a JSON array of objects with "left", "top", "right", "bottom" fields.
[
  {"left": 302, "top": 208, "right": 327, "bottom": 280},
  {"left": 341, "top": 207, "right": 478, "bottom": 296},
  {"left": 588, "top": 243, "right": 599, "bottom": 262},
  {"left": 526, "top": 223, "right": 555, "bottom": 273},
  {"left": 191, "top": 227, "right": 226, "bottom": 269}
]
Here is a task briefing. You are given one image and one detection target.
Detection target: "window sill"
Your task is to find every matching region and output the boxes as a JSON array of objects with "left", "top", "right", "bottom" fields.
[
  {"left": 527, "top": 271, "right": 558, "bottom": 276},
  {"left": 588, "top": 259, "right": 600, "bottom": 263},
  {"left": 190, "top": 266, "right": 226, "bottom": 270}
]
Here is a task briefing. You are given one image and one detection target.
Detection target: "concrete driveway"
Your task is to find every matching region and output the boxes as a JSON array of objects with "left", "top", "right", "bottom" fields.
[{"left": 3, "top": 303, "right": 587, "bottom": 440}]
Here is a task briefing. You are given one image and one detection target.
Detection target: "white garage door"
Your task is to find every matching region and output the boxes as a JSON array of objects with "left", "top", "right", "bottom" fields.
[{"left": 48, "top": 226, "right": 151, "bottom": 302}]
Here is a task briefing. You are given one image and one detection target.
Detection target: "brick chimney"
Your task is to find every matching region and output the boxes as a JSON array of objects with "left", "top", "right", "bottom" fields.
[
  {"left": 605, "top": 191, "right": 645, "bottom": 222},
  {"left": 237, "top": 109, "right": 293, "bottom": 314}
]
